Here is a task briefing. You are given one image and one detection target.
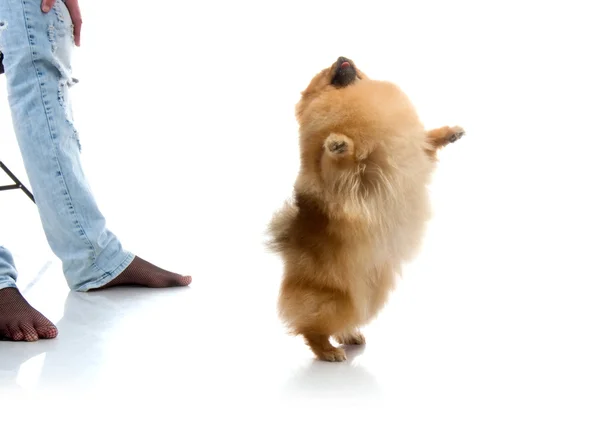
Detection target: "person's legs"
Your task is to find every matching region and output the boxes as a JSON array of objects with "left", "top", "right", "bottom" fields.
[
  {"left": 0, "top": 247, "right": 18, "bottom": 292},
  {"left": 1, "top": 0, "right": 135, "bottom": 291},
  {"left": 0, "top": 0, "right": 191, "bottom": 340}
]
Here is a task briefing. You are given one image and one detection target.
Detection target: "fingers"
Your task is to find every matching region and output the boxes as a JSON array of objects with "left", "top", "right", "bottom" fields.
[
  {"left": 65, "top": 0, "right": 83, "bottom": 47},
  {"left": 41, "top": 0, "right": 82, "bottom": 47},
  {"left": 41, "top": 0, "right": 56, "bottom": 13}
]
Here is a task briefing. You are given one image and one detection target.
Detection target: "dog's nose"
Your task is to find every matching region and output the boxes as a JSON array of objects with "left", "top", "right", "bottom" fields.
[{"left": 332, "top": 57, "right": 357, "bottom": 87}]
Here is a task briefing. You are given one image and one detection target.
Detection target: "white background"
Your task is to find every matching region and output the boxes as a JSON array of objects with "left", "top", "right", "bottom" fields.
[{"left": 1, "top": 0, "right": 599, "bottom": 427}]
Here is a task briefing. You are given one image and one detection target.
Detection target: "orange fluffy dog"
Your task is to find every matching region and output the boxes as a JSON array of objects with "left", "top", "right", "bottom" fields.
[{"left": 267, "top": 57, "right": 464, "bottom": 361}]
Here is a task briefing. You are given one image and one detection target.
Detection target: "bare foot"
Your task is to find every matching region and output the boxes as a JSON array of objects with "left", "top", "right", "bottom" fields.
[
  {"left": 0, "top": 288, "right": 58, "bottom": 342},
  {"left": 97, "top": 256, "right": 192, "bottom": 290}
]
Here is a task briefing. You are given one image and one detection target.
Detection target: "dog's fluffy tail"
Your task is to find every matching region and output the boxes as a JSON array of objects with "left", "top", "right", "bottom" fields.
[{"left": 265, "top": 200, "right": 297, "bottom": 253}]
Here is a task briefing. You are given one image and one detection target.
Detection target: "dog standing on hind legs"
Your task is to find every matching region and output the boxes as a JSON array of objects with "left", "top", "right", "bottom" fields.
[{"left": 267, "top": 57, "right": 465, "bottom": 362}]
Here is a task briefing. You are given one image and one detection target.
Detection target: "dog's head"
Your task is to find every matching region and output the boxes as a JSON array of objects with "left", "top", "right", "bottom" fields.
[
  {"left": 293, "top": 57, "right": 427, "bottom": 214},
  {"left": 295, "top": 56, "right": 366, "bottom": 121},
  {"left": 296, "top": 56, "right": 421, "bottom": 160}
]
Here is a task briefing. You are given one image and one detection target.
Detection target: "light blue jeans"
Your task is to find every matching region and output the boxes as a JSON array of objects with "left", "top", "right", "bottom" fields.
[{"left": 0, "top": 0, "right": 134, "bottom": 292}]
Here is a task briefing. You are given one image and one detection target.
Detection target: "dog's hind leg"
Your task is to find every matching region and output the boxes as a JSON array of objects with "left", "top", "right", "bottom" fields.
[
  {"left": 279, "top": 278, "right": 356, "bottom": 362},
  {"left": 304, "top": 333, "right": 347, "bottom": 362},
  {"left": 334, "top": 330, "right": 366, "bottom": 345}
]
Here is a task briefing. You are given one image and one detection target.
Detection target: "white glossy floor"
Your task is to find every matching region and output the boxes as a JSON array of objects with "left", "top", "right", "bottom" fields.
[{"left": 1, "top": 1, "right": 599, "bottom": 427}]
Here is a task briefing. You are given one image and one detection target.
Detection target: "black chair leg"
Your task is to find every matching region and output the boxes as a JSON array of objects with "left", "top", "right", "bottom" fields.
[{"left": 0, "top": 161, "right": 36, "bottom": 204}]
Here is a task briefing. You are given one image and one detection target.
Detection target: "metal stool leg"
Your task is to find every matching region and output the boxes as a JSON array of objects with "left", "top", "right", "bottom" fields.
[{"left": 0, "top": 161, "right": 36, "bottom": 203}]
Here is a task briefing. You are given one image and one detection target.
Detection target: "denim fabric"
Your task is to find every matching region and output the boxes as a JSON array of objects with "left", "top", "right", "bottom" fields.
[{"left": 0, "top": 0, "right": 134, "bottom": 291}]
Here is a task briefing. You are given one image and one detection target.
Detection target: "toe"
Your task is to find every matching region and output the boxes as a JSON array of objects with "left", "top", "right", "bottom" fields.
[
  {"left": 167, "top": 274, "right": 192, "bottom": 287},
  {"left": 7, "top": 323, "right": 25, "bottom": 341},
  {"left": 19, "top": 323, "right": 39, "bottom": 342},
  {"left": 36, "top": 324, "right": 58, "bottom": 339}
]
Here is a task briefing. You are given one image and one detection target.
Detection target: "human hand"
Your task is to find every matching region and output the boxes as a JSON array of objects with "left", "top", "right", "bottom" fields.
[{"left": 41, "top": 0, "right": 82, "bottom": 47}]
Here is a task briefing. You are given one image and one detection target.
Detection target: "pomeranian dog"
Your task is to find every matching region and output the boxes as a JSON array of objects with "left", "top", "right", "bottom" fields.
[{"left": 267, "top": 56, "right": 465, "bottom": 362}]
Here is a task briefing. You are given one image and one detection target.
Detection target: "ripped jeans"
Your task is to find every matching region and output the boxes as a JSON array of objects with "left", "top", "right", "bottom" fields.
[{"left": 0, "top": 0, "right": 134, "bottom": 292}]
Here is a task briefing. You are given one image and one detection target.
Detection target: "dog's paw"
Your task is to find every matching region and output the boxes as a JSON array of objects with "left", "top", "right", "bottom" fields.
[
  {"left": 448, "top": 126, "right": 465, "bottom": 143},
  {"left": 329, "top": 140, "right": 347, "bottom": 153},
  {"left": 335, "top": 331, "right": 366, "bottom": 345},
  {"left": 324, "top": 133, "right": 354, "bottom": 157},
  {"left": 319, "top": 347, "right": 347, "bottom": 362}
]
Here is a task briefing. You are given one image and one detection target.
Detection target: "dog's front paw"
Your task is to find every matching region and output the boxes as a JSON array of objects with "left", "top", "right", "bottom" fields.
[
  {"left": 329, "top": 140, "right": 347, "bottom": 154},
  {"left": 324, "top": 133, "right": 354, "bottom": 157},
  {"left": 448, "top": 126, "right": 465, "bottom": 143}
]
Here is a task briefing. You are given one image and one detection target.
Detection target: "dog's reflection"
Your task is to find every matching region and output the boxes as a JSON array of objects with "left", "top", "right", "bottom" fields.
[{"left": 283, "top": 345, "right": 382, "bottom": 399}]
